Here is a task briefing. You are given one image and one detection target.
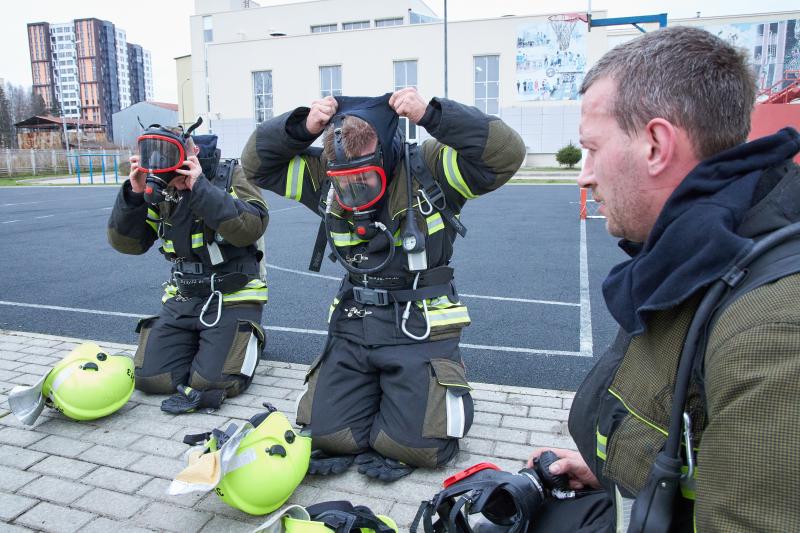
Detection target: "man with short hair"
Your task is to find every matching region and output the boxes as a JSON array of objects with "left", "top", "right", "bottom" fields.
[
  {"left": 526, "top": 26, "right": 800, "bottom": 531},
  {"left": 241, "top": 88, "right": 525, "bottom": 480},
  {"left": 108, "top": 126, "right": 269, "bottom": 414}
]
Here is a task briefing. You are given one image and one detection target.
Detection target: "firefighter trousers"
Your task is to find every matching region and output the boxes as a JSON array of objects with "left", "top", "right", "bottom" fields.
[
  {"left": 133, "top": 296, "right": 265, "bottom": 397},
  {"left": 296, "top": 334, "right": 474, "bottom": 468}
]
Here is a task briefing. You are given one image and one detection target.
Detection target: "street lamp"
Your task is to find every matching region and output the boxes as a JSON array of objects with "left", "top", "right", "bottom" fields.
[{"left": 180, "top": 77, "right": 191, "bottom": 128}]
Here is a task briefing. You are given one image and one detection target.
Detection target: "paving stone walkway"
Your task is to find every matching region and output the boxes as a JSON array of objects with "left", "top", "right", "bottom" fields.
[{"left": 0, "top": 329, "right": 575, "bottom": 532}]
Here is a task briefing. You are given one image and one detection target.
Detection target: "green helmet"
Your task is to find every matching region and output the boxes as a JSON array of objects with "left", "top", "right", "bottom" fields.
[
  {"left": 213, "top": 409, "right": 311, "bottom": 515},
  {"left": 42, "top": 342, "right": 135, "bottom": 421}
]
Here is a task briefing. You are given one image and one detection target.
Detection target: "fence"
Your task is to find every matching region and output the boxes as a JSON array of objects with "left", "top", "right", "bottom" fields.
[{"left": 0, "top": 148, "right": 132, "bottom": 178}]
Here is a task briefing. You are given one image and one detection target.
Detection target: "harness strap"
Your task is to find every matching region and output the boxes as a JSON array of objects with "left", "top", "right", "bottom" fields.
[{"left": 409, "top": 144, "right": 467, "bottom": 238}]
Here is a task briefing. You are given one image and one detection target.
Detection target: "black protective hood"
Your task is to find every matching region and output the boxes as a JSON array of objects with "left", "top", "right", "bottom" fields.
[
  {"left": 332, "top": 93, "right": 402, "bottom": 179},
  {"left": 193, "top": 134, "right": 221, "bottom": 178}
]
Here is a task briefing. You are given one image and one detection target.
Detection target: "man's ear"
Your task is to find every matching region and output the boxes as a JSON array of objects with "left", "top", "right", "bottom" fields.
[{"left": 644, "top": 118, "right": 677, "bottom": 177}]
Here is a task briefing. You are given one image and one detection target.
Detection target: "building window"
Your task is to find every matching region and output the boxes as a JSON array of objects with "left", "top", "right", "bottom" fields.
[
  {"left": 393, "top": 60, "right": 417, "bottom": 90},
  {"left": 253, "top": 70, "right": 273, "bottom": 124},
  {"left": 343, "top": 21, "right": 369, "bottom": 30},
  {"left": 394, "top": 60, "right": 418, "bottom": 139},
  {"left": 474, "top": 55, "right": 499, "bottom": 115},
  {"left": 319, "top": 65, "right": 342, "bottom": 97},
  {"left": 203, "top": 16, "right": 213, "bottom": 42},
  {"left": 311, "top": 24, "right": 337, "bottom": 33},
  {"left": 376, "top": 18, "right": 403, "bottom": 27}
]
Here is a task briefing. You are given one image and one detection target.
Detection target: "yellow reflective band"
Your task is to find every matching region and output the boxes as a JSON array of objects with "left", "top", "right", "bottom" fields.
[
  {"left": 146, "top": 220, "right": 158, "bottom": 233},
  {"left": 285, "top": 156, "right": 306, "bottom": 201},
  {"left": 191, "top": 233, "right": 204, "bottom": 248},
  {"left": 147, "top": 208, "right": 159, "bottom": 220},
  {"left": 223, "top": 280, "right": 268, "bottom": 302},
  {"left": 426, "top": 212, "right": 444, "bottom": 235},
  {"left": 328, "top": 297, "right": 340, "bottom": 323},
  {"left": 162, "top": 283, "right": 178, "bottom": 303},
  {"left": 596, "top": 428, "right": 608, "bottom": 460},
  {"left": 427, "top": 307, "right": 471, "bottom": 326},
  {"left": 162, "top": 280, "right": 267, "bottom": 303},
  {"left": 162, "top": 240, "right": 175, "bottom": 253},
  {"left": 680, "top": 465, "right": 697, "bottom": 500},
  {"left": 442, "top": 147, "right": 476, "bottom": 200},
  {"left": 330, "top": 231, "right": 368, "bottom": 247}
]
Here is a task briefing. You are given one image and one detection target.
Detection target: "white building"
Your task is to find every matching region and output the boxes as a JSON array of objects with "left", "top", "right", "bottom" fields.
[
  {"left": 186, "top": 0, "right": 800, "bottom": 163},
  {"left": 143, "top": 50, "right": 154, "bottom": 101},
  {"left": 116, "top": 28, "right": 131, "bottom": 109},
  {"left": 49, "top": 23, "right": 80, "bottom": 118}
]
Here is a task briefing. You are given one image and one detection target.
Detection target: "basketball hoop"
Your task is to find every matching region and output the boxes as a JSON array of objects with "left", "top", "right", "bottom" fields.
[{"left": 548, "top": 13, "right": 584, "bottom": 51}]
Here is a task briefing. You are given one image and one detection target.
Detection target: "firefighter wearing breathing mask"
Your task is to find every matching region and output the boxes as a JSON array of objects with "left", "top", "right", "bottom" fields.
[
  {"left": 107, "top": 120, "right": 269, "bottom": 414},
  {"left": 241, "top": 88, "right": 525, "bottom": 481}
]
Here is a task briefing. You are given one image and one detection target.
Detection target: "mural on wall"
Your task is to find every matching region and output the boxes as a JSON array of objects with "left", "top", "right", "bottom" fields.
[
  {"left": 703, "top": 18, "right": 799, "bottom": 95},
  {"left": 515, "top": 15, "right": 588, "bottom": 101}
]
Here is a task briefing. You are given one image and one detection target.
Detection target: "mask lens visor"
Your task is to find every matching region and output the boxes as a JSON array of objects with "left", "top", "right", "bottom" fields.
[
  {"left": 327, "top": 166, "right": 386, "bottom": 211},
  {"left": 138, "top": 135, "right": 185, "bottom": 174}
]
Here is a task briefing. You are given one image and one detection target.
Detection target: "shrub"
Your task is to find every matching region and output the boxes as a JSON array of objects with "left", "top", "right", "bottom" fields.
[{"left": 555, "top": 142, "right": 582, "bottom": 169}]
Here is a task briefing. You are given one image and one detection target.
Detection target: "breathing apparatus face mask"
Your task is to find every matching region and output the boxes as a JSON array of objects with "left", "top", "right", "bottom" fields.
[
  {"left": 137, "top": 118, "right": 204, "bottom": 205},
  {"left": 326, "top": 116, "right": 387, "bottom": 212}
]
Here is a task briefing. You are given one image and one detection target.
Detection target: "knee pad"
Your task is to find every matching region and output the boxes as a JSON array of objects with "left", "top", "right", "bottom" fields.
[
  {"left": 313, "top": 427, "right": 367, "bottom": 456},
  {"left": 134, "top": 370, "right": 175, "bottom": 394},
  {"left": 188, "top": 370, "right": 241, "bottom": 398},
  {"left": 370, "top": 429, "right": 455, "bottom": 468}
]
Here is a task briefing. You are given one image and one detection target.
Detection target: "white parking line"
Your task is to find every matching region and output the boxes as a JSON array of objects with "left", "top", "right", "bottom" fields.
[
  {"left": 0, "top": 300, "right": 585, "bottom": 357},
  {"left": 579, "top": 218, "right": 593, "bottom": 357},
  {"left": 1, "top": 220, "right": 21, "bottom": 224},
  {"left": 34, "top": 215, "right": 54, "bottom": 219}
]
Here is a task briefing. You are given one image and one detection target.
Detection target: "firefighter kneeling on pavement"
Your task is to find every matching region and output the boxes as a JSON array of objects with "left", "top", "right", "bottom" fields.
[
  {"left": 241, "top": 88, "right": 526, "bottom": 480},
  {"left": 107, "top": 119, "right": 269, "bottom": 414}
]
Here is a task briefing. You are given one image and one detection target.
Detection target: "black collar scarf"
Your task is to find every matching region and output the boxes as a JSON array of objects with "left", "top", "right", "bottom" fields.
[{"left": 603, "top": 127, "right": 800, "bottom": 335}]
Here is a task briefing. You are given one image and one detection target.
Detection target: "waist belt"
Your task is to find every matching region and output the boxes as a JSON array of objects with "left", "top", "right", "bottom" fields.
[
  {"left": 173, "top": 260, "right": 259, "bottom": 277},
  {"left": 172, "top": 272, "right": 250, "bottom": 298},
  {"left": 346, "top": 266, "right": 455, "bottom": 306}
]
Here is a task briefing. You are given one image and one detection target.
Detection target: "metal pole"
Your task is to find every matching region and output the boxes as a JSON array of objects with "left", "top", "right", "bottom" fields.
[
  {"left": 101, "top": 153, "right": 106, "bottom": 183},
  {"left": 30, "top": 149, "right": 36, "bottom": 176},
  {"left": 444, "top": 0, "right": 448, "bottom": 98},
  {"left": 76, "top": 155, "right": 81, "bottom": 184},
  {"left": 114, "top": 154, "right": 119, "bottom": 183},
  {"left": 89, "top": 151, "right": 94, "bottom": 184}
]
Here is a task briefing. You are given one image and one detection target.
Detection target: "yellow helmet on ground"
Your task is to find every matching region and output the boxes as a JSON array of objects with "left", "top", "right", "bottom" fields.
[
  {"left": 9, "top": 342, "right": 134, "bottom": 425},
  {"left": 214, "top": 408, "right": 312, "bottom": 515}
]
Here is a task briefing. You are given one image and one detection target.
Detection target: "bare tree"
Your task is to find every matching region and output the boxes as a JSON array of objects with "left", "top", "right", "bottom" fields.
[{"left": 0, "top": 85, "right": 14, "bottom": 148}]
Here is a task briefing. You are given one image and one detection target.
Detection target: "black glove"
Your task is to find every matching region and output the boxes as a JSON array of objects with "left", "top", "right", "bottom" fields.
[
  {"left": 355, "top": 451, "right": 415, "bottom": 482},
  {"left": 160, "top": 385, "right": 226, "bottom": 414},
  {"left": 308, "top": 449, "right": 355, "bottom": 476}
]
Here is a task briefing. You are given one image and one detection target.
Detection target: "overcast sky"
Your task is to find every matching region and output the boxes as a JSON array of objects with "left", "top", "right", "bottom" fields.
[{"left": 3, "top": 0, "right": 797, "bottom": 103}]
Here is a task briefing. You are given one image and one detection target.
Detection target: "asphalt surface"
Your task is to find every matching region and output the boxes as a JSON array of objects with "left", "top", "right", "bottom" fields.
[{"left": 0, "top": 184, "right": 626, "bottom": 390}]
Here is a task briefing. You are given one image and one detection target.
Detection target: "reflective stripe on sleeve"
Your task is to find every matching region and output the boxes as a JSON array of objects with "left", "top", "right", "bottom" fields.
[
  {"left": 442, "top": 147, "right": 476, "bottom": 200},
  {"left": 191, "top": 233, "right": 204, "bottom": 249},
  {"left": 597, "top": 428, "right": 608, "bottom": 460},
  {"left": 285, "top": 156, "right": 306, "bottom": 201}
]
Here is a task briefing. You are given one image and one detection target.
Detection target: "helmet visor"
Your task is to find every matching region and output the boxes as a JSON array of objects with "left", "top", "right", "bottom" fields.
[
  {"left": 138, "top": 135, "right": 186, "bottom": 174},
  {"left": 327, "top": 166, "right": 387, "bottom": 211}
]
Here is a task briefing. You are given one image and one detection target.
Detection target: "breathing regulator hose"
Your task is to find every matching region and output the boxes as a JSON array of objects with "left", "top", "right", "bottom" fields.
[{"left": 323, "top": 185, "right": 395, "bottom": 275}]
